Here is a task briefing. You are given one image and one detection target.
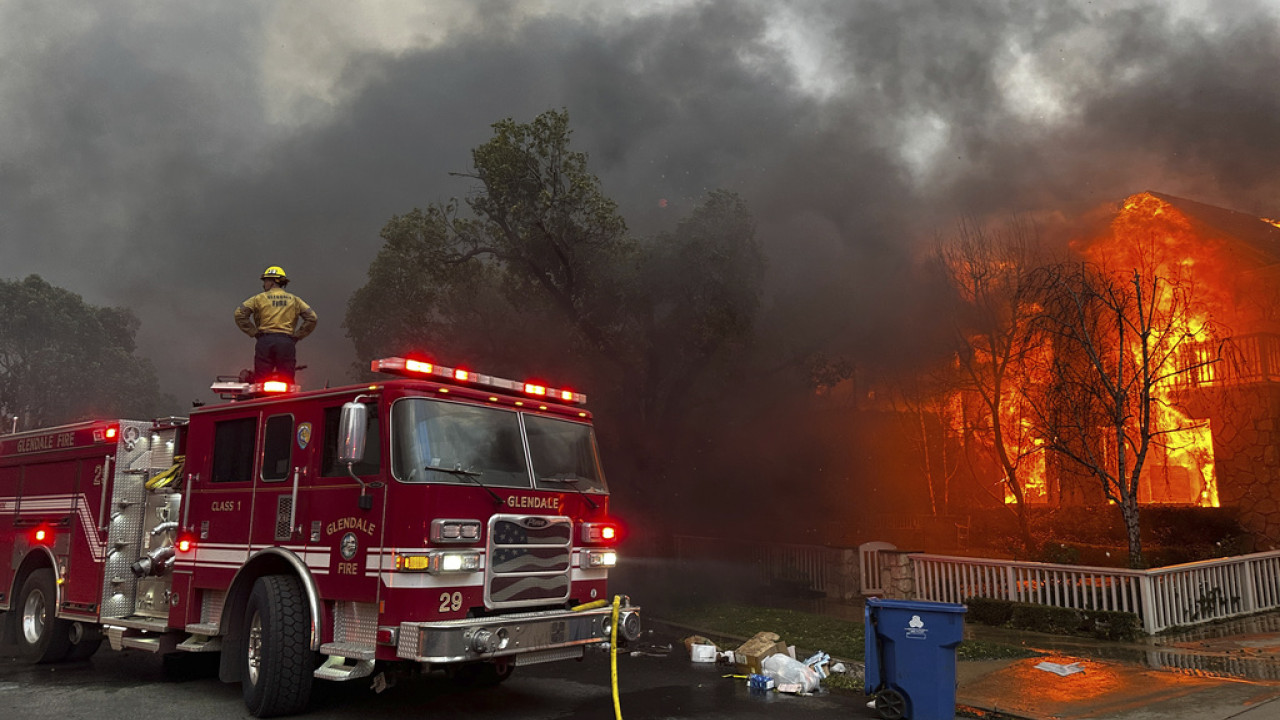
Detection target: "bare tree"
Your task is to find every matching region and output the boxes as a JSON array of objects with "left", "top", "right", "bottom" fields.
[
  {"left": 1027, "top": 260, "right": 1217, "bottom": 568},
  {"left": 935, "top": 217, "right": 1047, "bottom": 554},
  {"left": 887, "top": 369, "right": 964, "bottom": 517}
]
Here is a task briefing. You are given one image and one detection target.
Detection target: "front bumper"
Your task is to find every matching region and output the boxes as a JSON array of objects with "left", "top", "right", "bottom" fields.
[{"left": 396, "top": 602, "right": 641, "bottom": 663}]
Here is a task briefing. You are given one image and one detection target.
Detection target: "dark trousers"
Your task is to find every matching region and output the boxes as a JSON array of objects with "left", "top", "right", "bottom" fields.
[{"left": 254, "top": 333, "right": 297, "bottom": 383}]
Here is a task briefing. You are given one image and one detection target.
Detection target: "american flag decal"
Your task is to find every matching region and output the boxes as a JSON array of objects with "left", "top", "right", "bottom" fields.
[{"left": 486, "top": 515, "right": 572, "bottom": 608}]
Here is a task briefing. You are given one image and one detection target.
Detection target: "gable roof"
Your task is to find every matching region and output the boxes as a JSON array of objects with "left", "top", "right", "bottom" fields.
[{"left": 1149, "top": 192, "right": 1280, "bottom": 267}]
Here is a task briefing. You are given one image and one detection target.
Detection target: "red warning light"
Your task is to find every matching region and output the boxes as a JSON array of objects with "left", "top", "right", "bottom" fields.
[
  {"left": 105, "top": 426, "right": 119, "bottom": 440},
  {"left": 31, "top": 525, "right": 53, "bottom": 544},
  {"left": 176, "top": 535, "right": 195, "bottom": 553},
  {"left": 261, "top": 380, "right": 289, "bottom": 393},
  {"left": 581, "top": 521, "right": 621, "bottom": 545},
  {"left": 454, "top": 369, "right": 470, "bottom": 381}
]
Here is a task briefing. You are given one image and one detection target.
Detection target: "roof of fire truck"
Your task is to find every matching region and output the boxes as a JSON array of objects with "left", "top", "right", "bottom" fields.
[{"left": 203, "top": 355, "right": 592, "bottom": 421}]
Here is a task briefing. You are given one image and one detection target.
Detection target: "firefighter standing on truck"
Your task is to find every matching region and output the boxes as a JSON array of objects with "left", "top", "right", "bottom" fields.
[{"left": 234, "top": 265, "right": 317, "bottom": 383}]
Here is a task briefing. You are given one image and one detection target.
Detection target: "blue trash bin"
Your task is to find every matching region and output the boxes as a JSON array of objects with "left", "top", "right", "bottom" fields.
[{"left": 864, "top": 598, "right": 967, "bottom": 720}]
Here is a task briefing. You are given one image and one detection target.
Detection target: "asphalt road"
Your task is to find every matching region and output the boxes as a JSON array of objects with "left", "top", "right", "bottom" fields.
[{"left": 0, "top": 624, "right": 879, "bottom": 720}]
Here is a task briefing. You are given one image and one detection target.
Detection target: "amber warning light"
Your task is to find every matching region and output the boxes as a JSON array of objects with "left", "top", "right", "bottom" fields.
[{"left": 372, "top": 356, "right": 587, "bottom": 404}]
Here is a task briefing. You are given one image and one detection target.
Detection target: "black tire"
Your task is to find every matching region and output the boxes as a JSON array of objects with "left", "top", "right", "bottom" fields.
[
  {"left": 241, "top": 575, "right": 315, "bottom": 718},
  {"left": 875, "top": 687, "right": 907, "bottom": 720},
  {"left": 16, "top": 569, "right": 73, "bottom": 664},
  {"left": 65, "top": 623, "right": 103, "bottom": 661}
]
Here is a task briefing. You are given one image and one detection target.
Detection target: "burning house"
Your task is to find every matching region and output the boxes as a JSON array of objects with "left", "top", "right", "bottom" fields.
[
  {"left": 972, "top": 191, "right": 1280, "bottom": 550},
  {"left": 1130, "top": 192, "right": 1280, "bottom": 547},
  {"left": 823, "top": 192, "right": 1280, "bottom": 557}
]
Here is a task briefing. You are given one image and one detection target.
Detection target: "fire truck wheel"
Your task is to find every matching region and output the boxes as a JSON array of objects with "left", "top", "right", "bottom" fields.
[
  {"left": 16, "top": 568, "right": 73, "bottom": 664},
  {"left": 241, "top": 575, "right": 315, "bottom": 718},
  {"left": 448, "top": 659, "right": 515, "bottom": 687}
]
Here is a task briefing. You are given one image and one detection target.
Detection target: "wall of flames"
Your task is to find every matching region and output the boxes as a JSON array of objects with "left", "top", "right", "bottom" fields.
[{"left": 984, "top": 193, "right": 1231, "bottom": 507}]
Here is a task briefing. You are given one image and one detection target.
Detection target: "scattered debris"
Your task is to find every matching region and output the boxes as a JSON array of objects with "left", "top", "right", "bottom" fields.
[
  {"left": 683, "top": 635, "right": 719, "bottom": 663},
  {"left": 734, "top": 631, "right": 788, "bottom": 675},
  {"left": 747, "top": 673, "right": 775, "bottom": 691},
  {"left": 762, "top": 652, "right": 822, "bottom": 693},
  {"left": 629, "top": 641, "right": 673, "bottom": 658},
  {"left": 1035, "top": 661, "right": 1086, "bottom": 676},
  {"left": 803, "top": 650, "right": 831, "bottom": 679}
]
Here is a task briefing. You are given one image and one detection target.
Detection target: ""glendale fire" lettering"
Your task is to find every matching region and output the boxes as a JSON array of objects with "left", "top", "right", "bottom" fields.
[
  {"left": 15, "top": 432, "right": 76, "bottom": 454},
  {"left": 506, "top": 495, "right": 561, "bottom": 511}
]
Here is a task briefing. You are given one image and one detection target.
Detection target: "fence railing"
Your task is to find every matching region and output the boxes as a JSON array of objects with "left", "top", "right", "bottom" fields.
[
  {"left": 911, "top": 550, "right": 1280, "bottom": 634},
  {"left": 673, "top": 537, "right": 1280, "bottom": 634}
]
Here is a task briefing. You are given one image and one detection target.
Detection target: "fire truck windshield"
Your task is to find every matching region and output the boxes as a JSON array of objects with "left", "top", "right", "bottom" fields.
[
  {"left": 526, "top": 414, "right": 606, "bottom": 493},
  {"left": 392, "top": 399, "right": 530, "bottom": 486},
  {"left": 390, "top": 398, "right": 607, "bottom": 492}
]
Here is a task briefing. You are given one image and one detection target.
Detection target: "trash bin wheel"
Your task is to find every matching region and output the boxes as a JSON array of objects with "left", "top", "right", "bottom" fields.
[{"left": 874, "top": 688, "right": 907, "bottom": 720}]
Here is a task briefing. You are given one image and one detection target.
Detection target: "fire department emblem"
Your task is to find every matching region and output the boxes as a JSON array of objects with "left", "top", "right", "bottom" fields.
[
  {"left": 340, "top": 532, "right": 358, "bottom": 560},
  {"left": 296, "top": 422, "right": 312, "bottom": 450}
]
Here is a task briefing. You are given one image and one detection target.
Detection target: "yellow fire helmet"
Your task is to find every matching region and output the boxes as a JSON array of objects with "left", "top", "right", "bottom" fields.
[{"left": 261, "top": 265, "right": 288, "bottom": 282}]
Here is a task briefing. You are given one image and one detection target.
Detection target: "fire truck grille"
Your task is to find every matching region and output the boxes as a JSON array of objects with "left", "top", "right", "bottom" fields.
[{"left": 485, "top": 515, "right": 572, "bottom": 609}]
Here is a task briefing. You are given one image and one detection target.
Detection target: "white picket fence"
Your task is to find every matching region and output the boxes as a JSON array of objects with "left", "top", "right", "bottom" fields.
[
  {"left": 673, "top": 536, "right": 1280, "bottom": 635},
  {"left": 911, "top": 550, "right": 1280, "bottom": 634}
]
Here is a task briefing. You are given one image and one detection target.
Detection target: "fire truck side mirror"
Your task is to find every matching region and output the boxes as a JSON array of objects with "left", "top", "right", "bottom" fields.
[{"left": 339, "top": 401, "right": 368, "bottom": 464}]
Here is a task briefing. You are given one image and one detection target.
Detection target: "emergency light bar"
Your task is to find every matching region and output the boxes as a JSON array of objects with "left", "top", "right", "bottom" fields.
[
  {"left": 371, "top": 356, "right": 587, "bottom": 405},
  {"left": 209, "top": 379, "right": 302, "bottom": 399}
]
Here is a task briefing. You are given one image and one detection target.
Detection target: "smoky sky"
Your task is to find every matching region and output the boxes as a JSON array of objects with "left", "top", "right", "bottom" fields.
[{"left": 1, "top": 0, "right": 1278, "bottom": 404}]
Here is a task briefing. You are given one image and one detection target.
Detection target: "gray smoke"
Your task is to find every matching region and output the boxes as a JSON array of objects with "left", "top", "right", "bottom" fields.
[{"left": 1, "top": 0, "right": 1277, "bottom": 400}]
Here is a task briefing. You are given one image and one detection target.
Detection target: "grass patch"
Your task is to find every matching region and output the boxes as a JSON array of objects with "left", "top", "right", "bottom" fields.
[{"left": 956, "top": 640, "right": 1040, "bottom": 661}]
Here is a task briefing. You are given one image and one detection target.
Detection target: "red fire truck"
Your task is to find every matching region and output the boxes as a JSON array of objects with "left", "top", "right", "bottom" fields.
[{"left": 0, "top": 355, "right": 639, "bottom": 717}]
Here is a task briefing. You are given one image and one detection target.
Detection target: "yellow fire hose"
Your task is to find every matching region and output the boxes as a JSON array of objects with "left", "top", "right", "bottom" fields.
[
  {"left": 570, "top": 597, "right": 624, "bottom": 719},
  {"left": 611, "top": 594, "right": 622, "bottom": 720}
]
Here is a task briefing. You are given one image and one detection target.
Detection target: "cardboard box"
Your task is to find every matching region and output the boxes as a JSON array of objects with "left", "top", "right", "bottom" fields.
[
  {"left": 689, "top": 644, "right": 717, "bottom": 663},
  {"left": 683, "top": 635, "right": 717, "bottom": 658},
  {"left": 734, "top": 632, "right": 788, "bottom": 675}
]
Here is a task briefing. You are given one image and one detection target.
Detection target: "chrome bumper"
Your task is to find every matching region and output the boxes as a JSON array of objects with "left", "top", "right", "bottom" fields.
[{"left": 396, "top": 603, "right": 641, "bottom": 663}]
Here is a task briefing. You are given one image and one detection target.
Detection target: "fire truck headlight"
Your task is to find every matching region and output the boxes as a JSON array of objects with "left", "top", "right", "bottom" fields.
[
  {"left": 583, "top": 550, "right": 617, "bottom": 568},
  {"left": 398, "top": 550, "right": 481, "bottom": 574}
]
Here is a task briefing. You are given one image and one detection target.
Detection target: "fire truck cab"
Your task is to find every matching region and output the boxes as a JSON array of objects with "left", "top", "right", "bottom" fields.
[{"left": 0, "top": 356, "right": 639, "bottom": 717}]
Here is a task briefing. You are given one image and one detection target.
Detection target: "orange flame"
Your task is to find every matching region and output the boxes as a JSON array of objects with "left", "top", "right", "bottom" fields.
[{"left": 1082, "top": 193, "right": 1220, "bottom": 507}]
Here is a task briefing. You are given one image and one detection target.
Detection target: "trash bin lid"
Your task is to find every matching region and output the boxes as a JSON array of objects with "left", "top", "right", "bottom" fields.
[{"left": 866, "top": 598, "right": 967, "bottom": 613}]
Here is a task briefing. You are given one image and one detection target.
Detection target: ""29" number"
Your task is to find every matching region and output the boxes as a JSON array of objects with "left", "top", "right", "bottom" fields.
[{"left": 438, "top": 592, "right": 462, "bottom": 613}]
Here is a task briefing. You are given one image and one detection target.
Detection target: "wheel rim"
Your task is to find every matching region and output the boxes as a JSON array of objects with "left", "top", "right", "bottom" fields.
[
  {"left": 876, "top": 689, "right": 906, "bottom": 720},
  {"left": 246, "top": 610, "right": 263, "bottom": 686},
  {"left": 21, "top": 586, "right": 48, "bottom": 645}
]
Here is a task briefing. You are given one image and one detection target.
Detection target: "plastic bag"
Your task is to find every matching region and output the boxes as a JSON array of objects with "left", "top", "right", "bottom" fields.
[{"left": 761, "top": 652, "right": 821, "bottom": 693}]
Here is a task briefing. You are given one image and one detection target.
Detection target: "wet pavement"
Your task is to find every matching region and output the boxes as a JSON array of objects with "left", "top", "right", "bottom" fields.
[
  {"left": 953, "top": 615, "right": 1280, "bottom": 719},
  {"left": 636, "top": 577, "right": 1280, "bottom": 720}
]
